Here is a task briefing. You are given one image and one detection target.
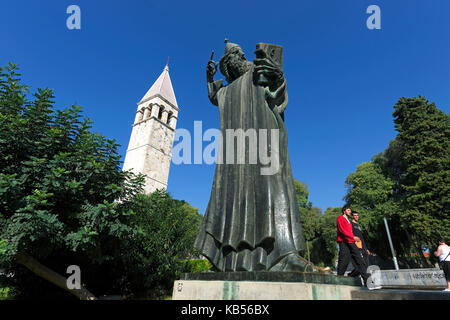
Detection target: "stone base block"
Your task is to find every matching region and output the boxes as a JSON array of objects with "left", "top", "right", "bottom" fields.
[
  {"left": 172, "top": 280, "right": 364, "bottom": 300},
  {"left": 173, "top": 271, "right": 364, "bottom": 300}
]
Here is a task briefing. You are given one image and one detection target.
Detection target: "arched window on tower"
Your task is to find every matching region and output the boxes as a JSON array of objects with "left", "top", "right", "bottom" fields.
[
  {"left": 143, "top": 105, "right": 152, "bottom": 120},
  {"left": 158, "top": 107, "right": 164, "bottom": 120},
  {"left": 147, "top": 105, "right": 152, "bottom": 119},
  {"left": 167, "top": 111, "right": 173, "bottom": 124}
]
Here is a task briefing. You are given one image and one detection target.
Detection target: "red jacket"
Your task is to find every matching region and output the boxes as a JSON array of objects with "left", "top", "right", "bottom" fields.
[{"left": 336, "top": 215, "right": 355, "bottom": 243}]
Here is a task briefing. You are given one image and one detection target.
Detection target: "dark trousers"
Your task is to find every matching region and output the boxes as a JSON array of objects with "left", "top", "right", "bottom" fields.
[
  {"left": 349, "top": 249, "right": 370, "bottom": 277},
  {"left": 442, "top": 261, "right": 450, "bottom": 282},
  {"left": 337, "top": 242, "right": 368, "bottom": 281}
]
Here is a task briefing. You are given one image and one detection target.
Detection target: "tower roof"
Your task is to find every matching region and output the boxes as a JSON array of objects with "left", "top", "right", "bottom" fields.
[{"left": 139, "top": 64, "right": 178, "bottom": 108}]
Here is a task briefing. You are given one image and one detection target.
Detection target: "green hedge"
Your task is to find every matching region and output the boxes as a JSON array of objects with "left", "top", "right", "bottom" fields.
[
  {"left": 0, "top": 287, "right": 15, "bottom": 300},
  {"left": 178, "top": 259, "right": 212, "bottom": 273}
]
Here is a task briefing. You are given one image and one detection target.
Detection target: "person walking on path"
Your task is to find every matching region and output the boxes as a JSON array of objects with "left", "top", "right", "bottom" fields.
[
  {"left": 434, "top": 239, "right": 450, "bottom": 292},
  {"left": 348, "top": 211, "right": 370, "bottom": 277},
  {"left": 336, "top": 206, "right": 369, "bottom": 285}
]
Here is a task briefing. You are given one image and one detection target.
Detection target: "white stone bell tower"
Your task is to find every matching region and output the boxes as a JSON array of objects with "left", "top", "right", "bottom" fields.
[{"left": 123, "top": 64, "right": 179, "bottom": 194}]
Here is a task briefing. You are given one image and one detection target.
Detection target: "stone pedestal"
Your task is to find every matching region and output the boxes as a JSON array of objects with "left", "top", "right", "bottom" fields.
[{"left": 172, "top": 272, "right": 363, "bottom": 300}]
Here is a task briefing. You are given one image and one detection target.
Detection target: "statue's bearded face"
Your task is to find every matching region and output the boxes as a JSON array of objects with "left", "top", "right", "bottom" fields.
[{"left": 221, "top": 49, "right": 252, "bottom": 83}]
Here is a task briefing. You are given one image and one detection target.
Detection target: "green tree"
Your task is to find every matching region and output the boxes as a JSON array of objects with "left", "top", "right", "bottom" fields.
[
  {"left": 310, "top": 207, "right": 341, "bottom": 267},
  {"left": 0, "top": 64, "right": 201, "bottom": 299},
  {"left": 0, "top": 63, "right": 145, "bottom": 299},
  {"left": 344, "top": 161, "right": 406, "bottom": 259},
  {"left": 294, "top": 180, "right": 320, "bottom": 263},
  {"left": 344, "top": 96, "right": 449, "bottom": 266},
  {"left": 393, "top": 96, "right": 450, "bottom": 251},
  {"left": 113, "top": 191, "right": 203, "bottom": 298}
]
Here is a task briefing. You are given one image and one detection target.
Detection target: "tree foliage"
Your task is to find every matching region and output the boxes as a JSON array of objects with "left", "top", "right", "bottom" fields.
[
  {"left": 393, "top": 97, "right": 450, "bottom": 249},
  {"left": 294, "top": 179, "right": 320, "bottom": 242},
  {"left": 344, "top": 161, "right": 405, "bottom": 259},
  {"left": 311, "top": 207, "right": 341, "bottom": 267},
  {"left": 344, "top": 96, "right": 449, "bottom": 264},
  {"left": 0, "top": 63, "right": 201, "bottom": 299},
  {"left": 294, "top": 179, "right": 342, "bottom": 267},
  {"left": 0, "top": 62, "right": 142, "bottom": 260},
  {"left": 116, "top": 191, "right": 202, "bottom": 298}
]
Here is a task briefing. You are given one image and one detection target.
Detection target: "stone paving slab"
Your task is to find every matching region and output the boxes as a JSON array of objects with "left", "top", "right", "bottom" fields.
[{"left": 352, "top": 289, "right": 450, "bottom": 300}]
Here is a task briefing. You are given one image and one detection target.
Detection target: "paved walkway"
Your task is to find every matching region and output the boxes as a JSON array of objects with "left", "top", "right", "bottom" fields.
[{"left": 352, "top": 288, "right": 450, "bottom": 300}]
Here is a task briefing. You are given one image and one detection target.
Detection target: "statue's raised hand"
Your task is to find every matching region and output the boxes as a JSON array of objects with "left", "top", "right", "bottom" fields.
[{"left": 206, "top": 60, "right": 218, "bottom": 82}]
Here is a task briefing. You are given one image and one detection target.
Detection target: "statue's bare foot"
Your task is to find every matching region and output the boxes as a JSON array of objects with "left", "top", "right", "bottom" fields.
[
  {"left": 269, "top": 253, "right": 332, "bottom": 273},
  {"left": 269, "top": 253, "right": 309, "bottom": 272}
]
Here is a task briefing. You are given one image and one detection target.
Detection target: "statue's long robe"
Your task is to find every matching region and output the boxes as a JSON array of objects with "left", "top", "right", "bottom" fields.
[{"left": 194, "top": 66, "right": 305, "bottom": 271}]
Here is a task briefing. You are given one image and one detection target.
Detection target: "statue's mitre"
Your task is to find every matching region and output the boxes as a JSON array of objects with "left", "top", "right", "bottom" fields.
[{"left": 223, "top": 39, "right": 241, "bottom": 56}]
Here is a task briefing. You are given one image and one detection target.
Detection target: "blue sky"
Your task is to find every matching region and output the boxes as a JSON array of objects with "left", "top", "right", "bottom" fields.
[{"left": 1, "top": 0, "right": 449, "bottom": 215}]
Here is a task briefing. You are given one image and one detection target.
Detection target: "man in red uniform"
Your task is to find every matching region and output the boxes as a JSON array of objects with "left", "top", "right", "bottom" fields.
[{"left": 336, "top": 205, "right": 369, "bottom": 285}]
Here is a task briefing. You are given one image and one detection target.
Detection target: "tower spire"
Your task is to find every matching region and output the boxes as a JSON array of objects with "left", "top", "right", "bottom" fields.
[
  {"left": 123, "top": 60, "right": 179, "bottom": 194},
  {"left": 139, "top": 63, "right": 178, "bottom": 108}
]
